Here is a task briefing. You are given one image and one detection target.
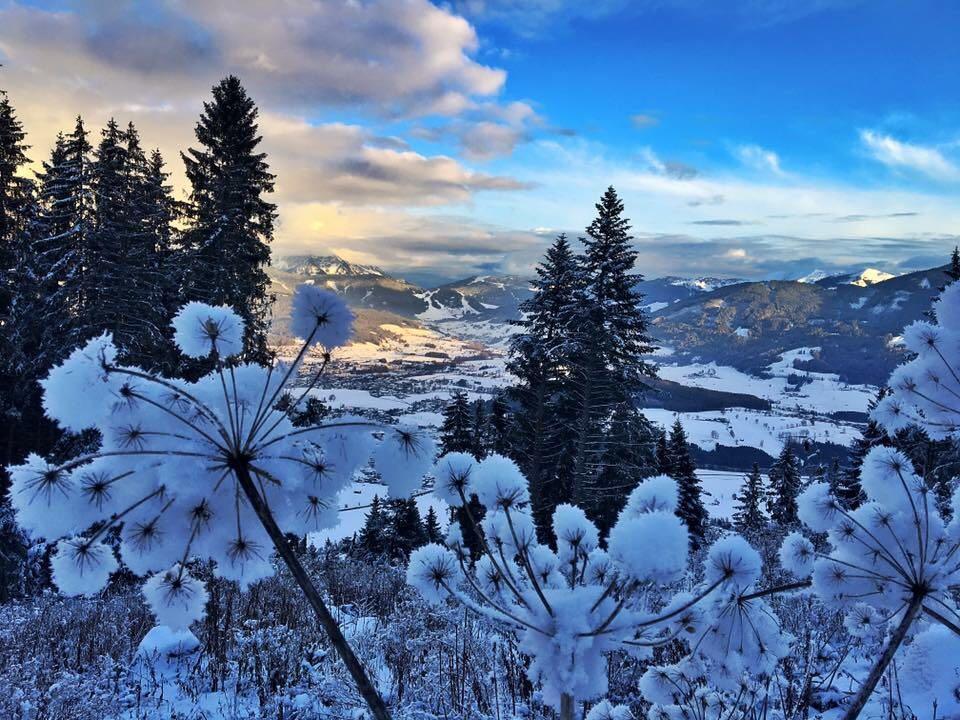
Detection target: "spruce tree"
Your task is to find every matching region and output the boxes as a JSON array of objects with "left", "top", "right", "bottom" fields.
[
  {"left": 488, "top": 395, "right": 511, "bottom": 456},
  {"left": 593, "top": 404, "right": 657, "bottom": 534},
  {"left": 89, "top": 120, "right": 168, "bottom": 369},
  {"left": 0, "top": 89, "right": 32, "bottom": 323},
  {"left": 439, "top": 390, "right": 474, "bottom": 455},
  {"left": 668, "top": 420, "right": 707, "bottom": 548},
  {"left": 424, "top": 505, "right": 443, "bottom": 543},
  {"left": 733, "top": 463, "right": 765, "bottom": 535},
  {"left": 471, "top": 399, "right": 488, "bottom": 460},
  {"left": 947, "top": 246, "right": 960, "bottom": 283},
  {"left": 0, "top": 89, "right": 34, "bottom": 475},
  {"left": 569, "top": 187, "right": 656, "bottom": 509},
  {"left": 385, "top": 499, "right": 427, "bottom": 559},
  {"left": 507, "top": 234, "right": 582, "bottom": 536},
  {"left": 180, "top": 76, "right": 276, "bottom": 366},
  {"left": 358, "top": 495, "right": 386, "bottom": 556},
  {"left": 767, "top": 444, "right": 802, "bottom": 525},
  {"left": 30, "top": 118, "right": 95, "bottom": 370},
  {"left": 655, "top": 430, "right": 672, "bottom": 475},
  {"left": 841, "top": 391, "right": 892, "bottom": 510}
]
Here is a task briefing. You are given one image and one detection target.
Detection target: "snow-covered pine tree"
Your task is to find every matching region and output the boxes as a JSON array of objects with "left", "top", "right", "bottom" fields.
[
  {"left": 385, "top": 498, "right": 427, "bottom": 559},
  {"left": 140, "top": 147, "right": 180, "bottom": 372},
  {"left": 180, "top": 76, "right": 276, "bottom": 366},
  {"left": 358, "top": 495, "right": 387, "bottom": 556},
  {"left": 439, "top": 390, "right": 474, "bottom": 455},
  {"left": 29, "top": 118, "right": 95, "bottom": 371},
  {"left": 507, "top": 234, "right": 582, "bottom": 536},
  {"left": 655, "top": 429, "right": 671, "bottom": 475},
  {"left": 668, "top": 419, "right": 707, "bottom": 548},
  {"left": 88, "top": 120, "right": 168, "bottom": 369},
  {"left": 592, "top": 403, "right": 657, "bottom": 533},
  {"left": 766, "top": 443, "right": 802, "bottom": 525},
  {"left": 471, "top": 398, "right": 488, "bottom": 460},
  {"left": 947, "top": 246, "right": 960, "bottom": 283},
  {"left": 568, "top": 187, "right": 657, "bottom": 510},
  {"left": 0, "top": 88, "right": 35, "bottom": 475},
  {"left": 733, "top": 462, "right": 765, "bottom": 535},
  {"left": 0, "top": 89, "right": 32, "bottom": 324},
  {"left": 840, "top": 390, "right": 891, "bottom": 509},
  {"left": 487, "top": 394, "right": 511, "bottom": 456},
  {"left": 424, "top": 505, "right": 442, "bottom": 543},
  {"left": 439, "top": 390, "right": 486, "bottom": 557}
]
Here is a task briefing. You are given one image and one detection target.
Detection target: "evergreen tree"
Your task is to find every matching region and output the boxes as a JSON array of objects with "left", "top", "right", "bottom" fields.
[
  {"left": 424, "top": 505, "right": 443, "bottom": 543},
  {"left": 592, "top": 404, "right": 657, "bottom": 534},
  {"left": 358, "top": 495, "right": 387, "bottom": 556},
  {"left": 180, "top": 76, "right": 276, "bottom": 365},
  {"left": 385, "top": 499, "right": 427, "bottom": 559},
  {"left": 507, "top": 234, "right": 582, "bottom": 535},
  {"left": 439, "top": 390, "right": 474, "bottom": 455},
  {"left": 89, "top": 120, "right": 168, "bottom": 369},
  {"left": 946, "top": 246, "right": 960, "bottom": 284},
  {"left": 668, "top": 420, "right": 707, "bottom": 548},
  {"left": 841, "top": 390, "right": 891, "bottom": 509},
  {"left": 0, "top": 89, "right": 31, "bottom": 323},
  {"left": 471, "top": 399, "right": 488, "bottom": 460},
  {"left": 439, "top": 390, "right": 485, "bottom": 558},
  {"left": 0, "top": 88, "right": 35, "bottom": 477},
  {"left": 733, "top": 463, "right": 765, "bottom": 535},
  {"left": 767, "top": 444, "right": 802, "bottom": 525},
  {"left": 569, "top": 187, "right": 656, "bottom": 509},
  {"left": 488, "top": 394, "right": 511, "bottom": 456},
  {"left": 655, "top": 430, "right": 672, "bottom": 475},
  {"left": 30, "top": 118, "right": 95, "bottom": 370}
]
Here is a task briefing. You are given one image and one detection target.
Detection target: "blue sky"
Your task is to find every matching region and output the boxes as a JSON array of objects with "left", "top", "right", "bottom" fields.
[{"left": 1, "top": 0, "right": 959, "bottom": 283}]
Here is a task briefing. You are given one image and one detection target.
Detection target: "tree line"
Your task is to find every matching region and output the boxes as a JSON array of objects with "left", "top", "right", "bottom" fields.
[{"left": 0, "top": 76, "right": 276, "bottom": 489}]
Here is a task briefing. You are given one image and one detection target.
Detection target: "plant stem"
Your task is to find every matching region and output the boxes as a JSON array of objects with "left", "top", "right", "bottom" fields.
[
  {"left": 559, "top": 692, "right": 576, "bottom": 720},
  {"left": 234, "top": 464, "right": 391, "bottom": 720},
  {"left": 841, "top": 593, "right": 924, "bottom": 720}
]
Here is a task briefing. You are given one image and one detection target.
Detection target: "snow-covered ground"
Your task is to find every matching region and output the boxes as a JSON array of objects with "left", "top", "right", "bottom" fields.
[{"left": 657, "top": 347, "right": 876, "bottom": 415}]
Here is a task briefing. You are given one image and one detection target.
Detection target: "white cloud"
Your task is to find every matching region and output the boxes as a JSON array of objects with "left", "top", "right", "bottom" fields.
[
  {"left": 735, "top": 144, "right": 784, "bottom": 175},
  {"left": 860, "top": 130, "right": 960, "bottom": 181}
]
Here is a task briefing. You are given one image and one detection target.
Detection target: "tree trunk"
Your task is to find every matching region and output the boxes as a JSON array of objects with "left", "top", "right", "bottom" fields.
[
  {"left": 234, "top": 464, "right": 392, "bottom": 720},
  {"left": 841, "top": 592, "right": 924, "bottom": 720},
  {"left": 559, "top": 693, "right": 576, "bottom": 720}
]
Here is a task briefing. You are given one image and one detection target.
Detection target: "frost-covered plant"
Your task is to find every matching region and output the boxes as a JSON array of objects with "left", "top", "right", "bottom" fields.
[
  {"left": 872, "top": 282, "right": 960, "bottom": 438},
  {"left": 772, "top": 280, "right": 960, "bottom": 720},
  {"left": 7, "top": 285, "right": 436, "bottom": 720},
  {"left": 408, "top": 459, "right": 786, "bottom": 720},
  {"left": 781, "top": 448, "right": 960, "bottom": 719}
]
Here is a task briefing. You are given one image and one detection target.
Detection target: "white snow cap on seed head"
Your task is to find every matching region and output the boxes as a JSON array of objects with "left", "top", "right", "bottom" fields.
[
  {"left": 706, "top": 534, "right": 761, "bottom": 590},
  {"left": 41, "top": 333, "right": 120, "bottom": 432},
  {"left": 372, "top": 427, "right": 436, "bottom": 497},
  {"left": 407, "top": 543, "right": 461, "bottom": 605},
  {"left": 172, "top": 303, "right": 244, "bottom": 359},
  {"left": 607, "top": 511, "right": 688, "bottom": 583},
  {"left": 622, "top": 474, "right": 678, "bottom": 516},
  {"left": 779, "top": 531, "right": 815, "bottom": 577},
  {"left": 586, "top": 699, "right": 634, "bottom": 720},
  {"left": 50, "top": 537, "right": 118, "bottom": 596},
  {"left": 290, "top": 284, "right": 354, "bottom": 349},
  {"left": 797, "top": 482, "right": 839, "bottom": 533},
  {"left": 432, "top": 452, "right": 478, "bottom": 506},
  {"left": 552, "top": 504, "right": 599, "bottom": 561},
  {"left": 859, "top": 446, "right": 924, "bottom": 510},
  {"left": 471, "top": 454, "right": 530, "bottom": 510},
  {"left": 142, "top": 565, "right": 208, "bottom": 630}
]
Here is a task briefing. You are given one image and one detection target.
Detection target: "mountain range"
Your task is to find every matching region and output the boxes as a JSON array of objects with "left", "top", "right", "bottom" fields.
[{"left": 268, "top": 254, "right": 950, "bottom": 385}]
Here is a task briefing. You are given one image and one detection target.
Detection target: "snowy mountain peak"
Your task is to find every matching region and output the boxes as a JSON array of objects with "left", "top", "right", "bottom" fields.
[
  {"left": 666, "top": 276, "right": 744, "bottom": 292},
  {"left": 850, "top": 268, "right": 896, "bottom": 287},
  {"left": 797, "top": 267, "right": 896, "bottom": 287},
  {"left": 276, "top": 254, "right": 386, "bottom": 278}
]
